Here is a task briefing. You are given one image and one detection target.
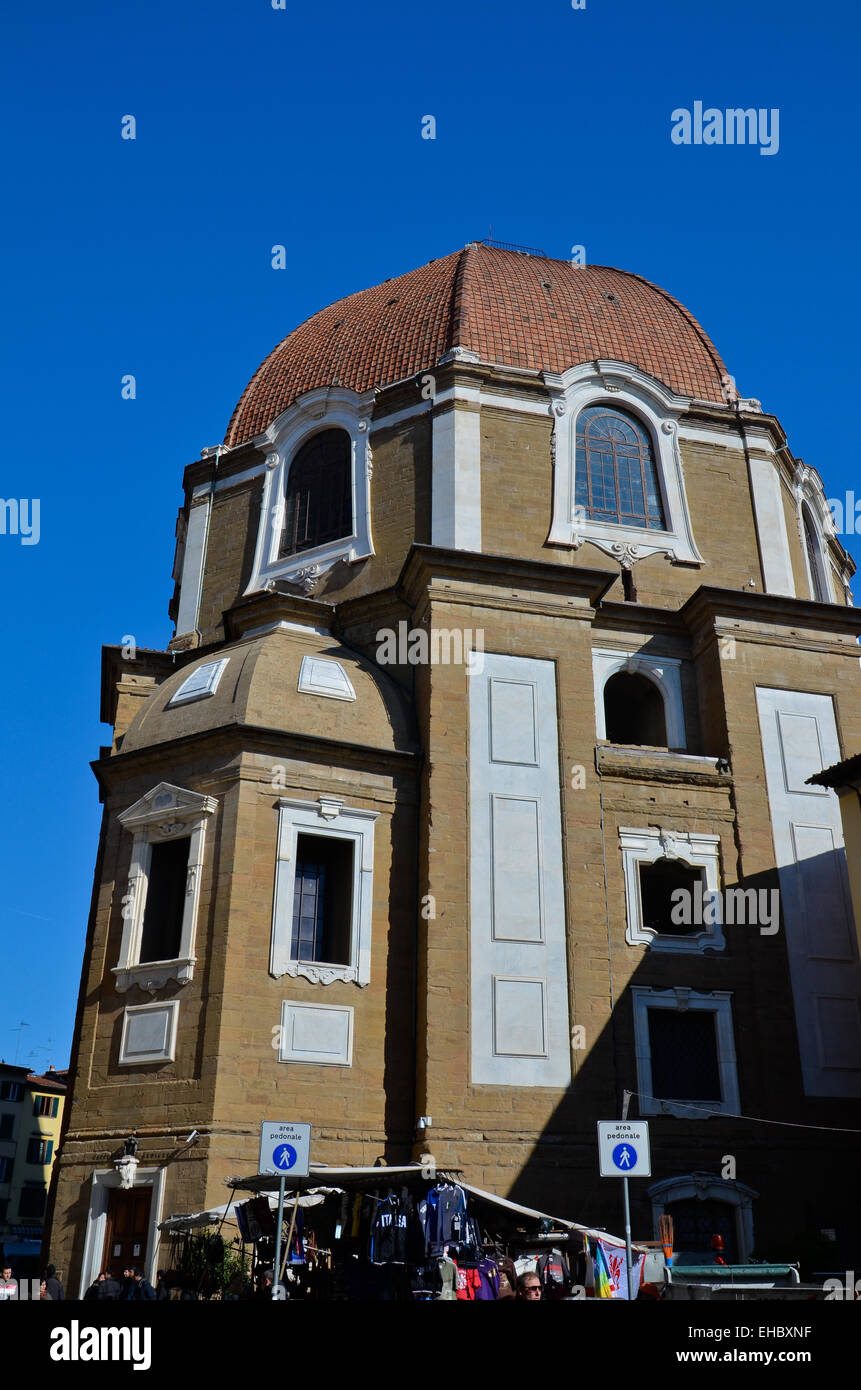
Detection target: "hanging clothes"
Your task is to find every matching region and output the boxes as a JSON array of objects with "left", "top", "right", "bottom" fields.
[{"left": 418, "top": 1182, "right": 468, "bottom": 1254}]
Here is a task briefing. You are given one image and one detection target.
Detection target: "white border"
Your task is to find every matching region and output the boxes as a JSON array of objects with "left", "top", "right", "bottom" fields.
[
  {"left": 278, "top": 999, "right": 354, "bottom": 1066},
  {"left": 245, "top": 387, "right": 375, "bottom": 595},
  {"left": 77, "top": 1166, "right": 166, "bottom": 1297},
  {"left": 544, "top": 361, "right": 704, "bottom": 567},
  {"left": 632, "top": 986, "right": 739, "bottom": 1116},
  {"left": 167, "top": 657, "right": 230, "bottom": 706},
  {"left": 115, "top": 783, "right": 217, "bottom": 992},
  {"left": 592, "top": 647, "right": 685, "bottom": 749},
  {"left": 118, "top": 1000, "right": 180, "bottom": 1065},
  {"left": 270, "top": 796, "right": 378, "bottom": 986},
  {"left": 619, "top": 826, "right": 724, "bottom": 954}
]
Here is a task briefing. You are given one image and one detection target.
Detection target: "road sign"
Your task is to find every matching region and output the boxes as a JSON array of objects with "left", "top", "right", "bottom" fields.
[
  {"left": 597, "top": 1120, "right": 651, "bottom": 1177},
  {"left": 259, "top": 1121, "right": 311, "bottom": 1178}
]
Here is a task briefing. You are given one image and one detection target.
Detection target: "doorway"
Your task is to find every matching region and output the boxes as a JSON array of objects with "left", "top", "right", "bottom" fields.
[{"left": 101, "top": 1188, "right": 152, "bottom": 1276}]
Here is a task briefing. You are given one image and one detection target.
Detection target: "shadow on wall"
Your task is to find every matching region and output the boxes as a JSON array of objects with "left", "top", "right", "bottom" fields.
[{"left": 503, "top": 854, "right": 861, "bottom": 1276}]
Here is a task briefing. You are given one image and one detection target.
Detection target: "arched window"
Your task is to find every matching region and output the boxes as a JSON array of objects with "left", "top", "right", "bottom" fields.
[
  {"left": 603, "top": 670, "right": 667, "bottom": 747},
  {"left": 802, "top": 503, "right": 829, "bottom": 602},
  {"left": 280, "top": 429, "right": 352, "bottom": 558},
  {"left": 575, "top": 406, "right": 666, "bottom": 529}
]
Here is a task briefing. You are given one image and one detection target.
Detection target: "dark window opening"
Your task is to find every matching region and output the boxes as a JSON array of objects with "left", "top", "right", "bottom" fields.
[
  {"left": 648, "top": 1008, "right": 722, "bottom": 1102},
  {"left": 33, "top": 1095, "right": 59, "bottom": 1119},
  {"left": 0, "top": 1114, "right": 13, "bottom": 1139},
  {"left": 139, "top": 837, "right": 190, "bottom": 963},
  {"left": 667, "top": 1198, "right": 738, "bottom": 1263},
  {"left": 802, "top": 504, "right": 828, "bottom": 602},
  {"left": 26, "top": 1136, "right": 53, "bottom": 1165},
  {"left": 0, "top": 1082, "right": 23, "bottom": 1102},
  {"left": 604, "top": 671, "right": 667, "bottom": 747},
  {"left": 280, "top": 429, "right": 352, "bottom": 558},
  {"left": 18, "top": 1184, "right": 47, "bottom": 1219},
  {"left": 639, "top": 858, "right": 706, "bottom": 936},
  {"left": 291, "top": 834, "right": 354, "bottom": 966},
  {"left": 575, "top": 405, "right": 666, "bottom": 529}
]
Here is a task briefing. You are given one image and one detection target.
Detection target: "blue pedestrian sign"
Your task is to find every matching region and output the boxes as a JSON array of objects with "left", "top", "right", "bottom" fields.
[
  {"left": 598, "top": 1121, "right": 650, "bottom": 1177},
  {"left": 259, "top": 1122, "right": 311, "bottom": 1178}
]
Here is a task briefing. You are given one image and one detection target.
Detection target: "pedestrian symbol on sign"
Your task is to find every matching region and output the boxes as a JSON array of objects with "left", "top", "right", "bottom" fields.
[
  {"left": 273, "top": 1143, "right": 297, "bottom": 1171},
  {"left": 612, "top": 1143, "right": 636, "bottom": 1170}
]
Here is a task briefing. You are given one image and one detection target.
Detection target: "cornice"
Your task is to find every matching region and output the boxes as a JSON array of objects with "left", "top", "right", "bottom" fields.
[
  {"left": 223, "top": 588, "right": 336, "bottom": 640},
  {"left": 680, "top": 584, "right": 861, "bottom": 641},
  {"left": 91, "top": 720, "right": 420, "bottom": 795},
  {"left": 396, "top": 544, "right": 617, "bottom": 614}
]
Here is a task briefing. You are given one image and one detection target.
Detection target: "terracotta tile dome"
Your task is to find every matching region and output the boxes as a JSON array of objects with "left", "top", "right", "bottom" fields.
[{"left": 224, "top": 243, "right": 730, "bottom": 447}]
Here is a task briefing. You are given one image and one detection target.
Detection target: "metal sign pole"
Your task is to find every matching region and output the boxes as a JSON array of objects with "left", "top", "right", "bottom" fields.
[
  {"left": 272, "top": 1172, "right": 286, "bottom": 1301},
  {"left": 622, "top": 1175, "right": 635, "bottom": 1301}
]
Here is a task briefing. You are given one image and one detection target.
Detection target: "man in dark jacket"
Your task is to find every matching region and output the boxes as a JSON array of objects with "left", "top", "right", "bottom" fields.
[
  {"left": 97, "top": 1271, "right": 123, "bottom": 1300},
  {"left": 130, "top": 1267, "right": 156, "bottom": 1300},
  {"left": 43, "top": 1264, "right": 64, "bottom": 1301}
]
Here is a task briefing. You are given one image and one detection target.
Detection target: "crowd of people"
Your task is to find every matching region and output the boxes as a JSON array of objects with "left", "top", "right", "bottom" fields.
[{"left": 0, "top": 1262, "right": 64, "bottom": 1301}]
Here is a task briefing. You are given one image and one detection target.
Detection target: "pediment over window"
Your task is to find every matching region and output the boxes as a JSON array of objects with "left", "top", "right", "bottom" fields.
[{"left": 118, "top": 783, "right": 218, "bottom": 830}]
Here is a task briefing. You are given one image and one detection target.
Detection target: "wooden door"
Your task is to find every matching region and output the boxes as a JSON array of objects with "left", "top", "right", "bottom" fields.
[{"left": 102, "top": 1188, "right": 152, "bottom": 1276}]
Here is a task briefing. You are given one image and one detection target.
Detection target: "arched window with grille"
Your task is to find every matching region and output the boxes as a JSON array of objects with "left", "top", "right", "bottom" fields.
[
  {"left": 575, "top": 405, "right": 666, "bottom": 530},
  {"left": 280, "top": 429, "right": 353, "bottom": 558}
]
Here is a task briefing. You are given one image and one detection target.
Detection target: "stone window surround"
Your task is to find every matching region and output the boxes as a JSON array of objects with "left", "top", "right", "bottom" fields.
[
  {"left": 270, "top": 796, "right": 378, "bottom": 986},
  {"left": 244, "top": 386, "right": 376, "bottom": 596},
  {"left": 277, "top": 999, "right": 355, "bottom": 1066},
  {"left": 592, "top": 647, "right": 686, "bottom": 749},
  {"left": 114, "top": 783, "right": 217, "bottom": 993},
  {"left": 647, "top": 1171, "right": 758, "bottom": 1264},
  {"left": 632, "top": 986, "right": 740, "bottom": 1117},
  {"left": 544, "top": 361, "right": 704, "bottom": 568},
  {"left": 620, "top": 826, "right": 725, "bottom": 954},
  {"left": 793, "top": 463, "right": 836, "bottom": 603}
]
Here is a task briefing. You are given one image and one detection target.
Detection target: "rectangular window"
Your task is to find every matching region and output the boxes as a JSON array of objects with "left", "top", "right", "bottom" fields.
[
  {"left": 639, "top": 861, "right": 705, "bottom": 937},
  {"left": 0, "top": 1082, "right": 23, "bottom": 1102},
  {"left": 139, "top": 836, "right": 190, "bottom": 963},
  {"left": 0, "top": 1156, "right": 12, "bottom": 1182},
  {"left": 18, "top": 1184, "right": 46, "bottom": 1219},
  {"left": 26, "top": 1136, "right": 53, "bottom": 1166},
  {"left": 0, "top": 1113, "right": 13, "bottom": 1139},
  {"left": 291, "top": 834, "right": 353, "bottom": 965},
  {"left": 33, "top": 1095, "right": 59, "bottom": 1119},
  {"left": 648, "top": 1008, "right": 722, "bottom": 1102}
]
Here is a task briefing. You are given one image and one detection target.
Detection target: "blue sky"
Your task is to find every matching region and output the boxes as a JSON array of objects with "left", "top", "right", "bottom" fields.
[{"left": 2, "top": 0, "right": 860, "bottom": 1069}]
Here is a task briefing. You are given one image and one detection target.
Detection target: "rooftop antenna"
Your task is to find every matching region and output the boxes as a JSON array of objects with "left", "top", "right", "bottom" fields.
[{"left": 11, "top": 1022, "right": 29, "bottom": 1064}]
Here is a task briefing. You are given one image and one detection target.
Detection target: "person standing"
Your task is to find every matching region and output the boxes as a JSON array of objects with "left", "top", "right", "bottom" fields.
[
  {"left": 43, "top": 1264, "right": 64, "bottom": 1301},
  {"left": 516, "top": 1273, "right": 542, "bottom": 1300},
  {"left": 0, "top": 1266, "right": 18, "bottom": 1301},
  {"left": 155, "top": 1269, "right": 171, "bottom": 1301},
  {"left": 130, "top": 1267, "right": 156, "bottom": 1300}
]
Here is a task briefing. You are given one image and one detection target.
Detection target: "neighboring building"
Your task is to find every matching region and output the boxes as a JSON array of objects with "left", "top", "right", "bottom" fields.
[
  {"left": 47, "top": 243, "right": 861, "bottom": 1292},
  {"left": 0, "top": 1064, "right": 67, "bottom": 1274}
]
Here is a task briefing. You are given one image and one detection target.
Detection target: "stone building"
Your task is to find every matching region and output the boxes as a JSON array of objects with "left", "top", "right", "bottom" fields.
[
  {"left": 1, "top": 1064, "right": 67, "bottom": 1274},
  {"left": 48, "top": 243, "right": 861, "bottom": 1291}
]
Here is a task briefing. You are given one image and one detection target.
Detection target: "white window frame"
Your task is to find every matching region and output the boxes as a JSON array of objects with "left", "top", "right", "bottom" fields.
[
  {"left": 118, "top": 1000, "right": 180, "bottom": 1066},
  {"left": 270, "top": 796, "right": 378, "bottom": 986},
  {"left": 245, "top": 386, "right": 375, "bottom": 596},
  {"left": 620, "top": 826, "right": 724, "bottom": 954},
  {"left": 632, "top": 986, "right": 740, "bottom": 1117},
  {"left": 115, "top": 782, "right": 217, "bottom": 993},
  {"left": 592, "top": 648, "right": 685, "bottom": 749},
  {"left": 544, "top": 361, "right": 704, "bottom": 568}
]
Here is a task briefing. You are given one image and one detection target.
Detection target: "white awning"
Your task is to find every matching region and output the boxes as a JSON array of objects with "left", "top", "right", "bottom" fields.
[{"left": 158, "top": 1189, "right": 331, "bottom": 1233}]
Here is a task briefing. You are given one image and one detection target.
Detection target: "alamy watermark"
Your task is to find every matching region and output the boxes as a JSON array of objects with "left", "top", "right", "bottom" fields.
[
  {"left": 376, "top": 621, "right": 485, "bottom": 673},
  {"left": 671, "top": 103, "right": 779, "bottom": 156},
  {"left": 671, "top": 882, "right": 780, "bottom": 935},
  {"left": 0, "top": 498, "right": 40, "bottom": 545}
]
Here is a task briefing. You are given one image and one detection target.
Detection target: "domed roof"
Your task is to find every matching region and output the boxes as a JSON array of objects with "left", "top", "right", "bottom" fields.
[
  {"left": 121, "top": 627, "right": 417, "bottom": 757},
  {"left": 225, "top": 243, "right": 730, "bottom": 447}
]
